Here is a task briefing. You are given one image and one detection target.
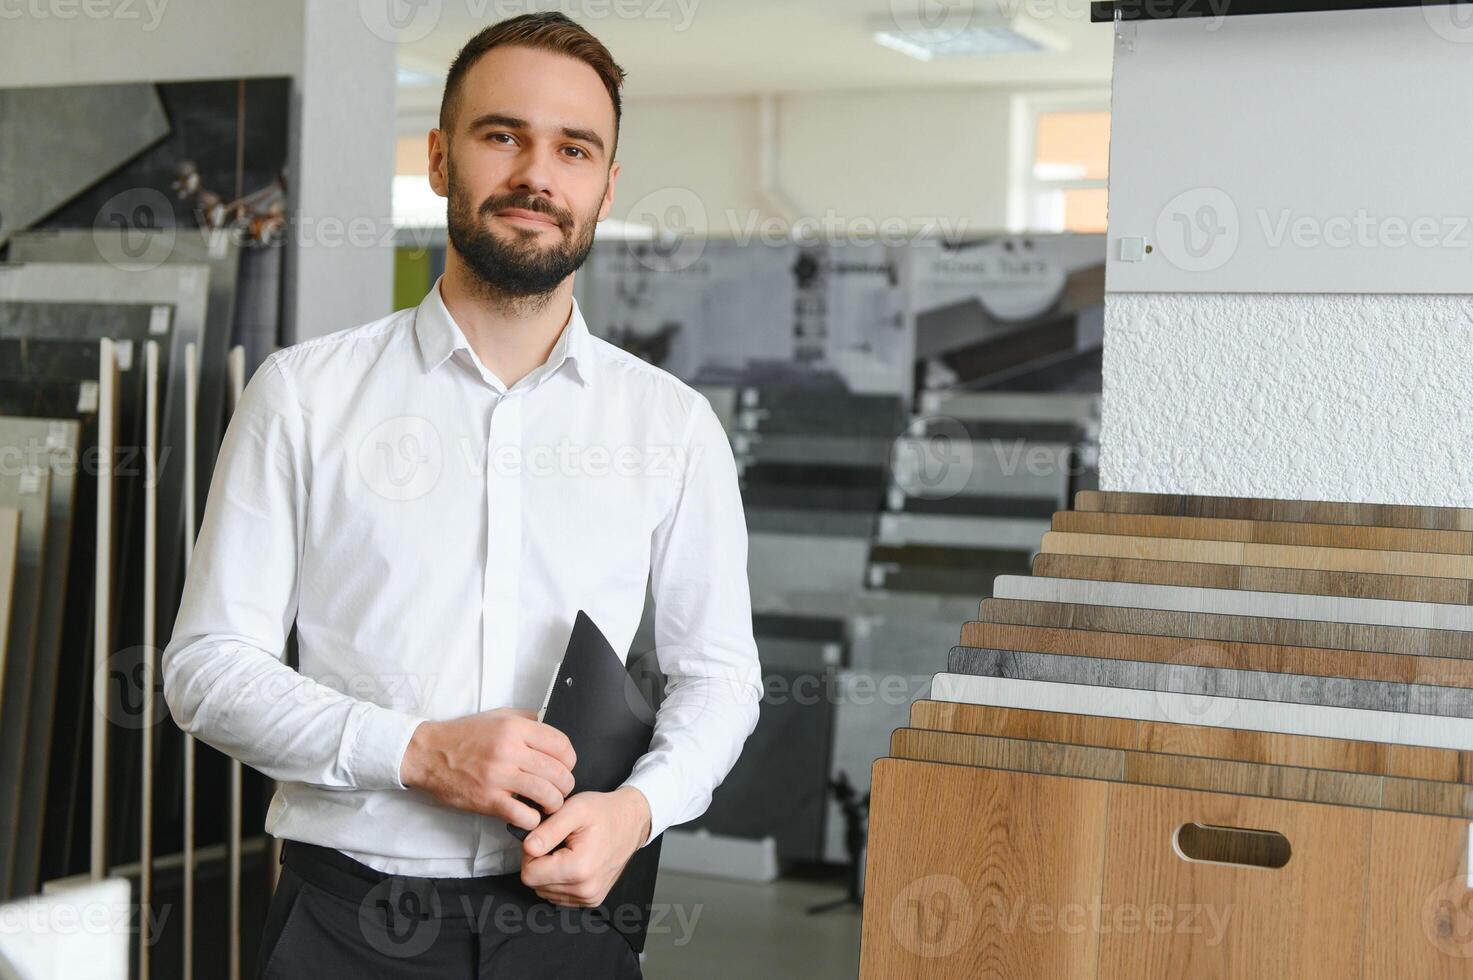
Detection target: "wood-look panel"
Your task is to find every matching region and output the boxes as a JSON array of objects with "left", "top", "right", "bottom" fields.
[
  {"left": 892, "top": 728, "right": 1473, "bottom": 817},
  {"left": 974, "top": 599, "right": 1473, "bottom": 660},
  {"left": 1031, "top": 553, "right": 1473, "bottom": 606},
  {"left": 860, "top": 759, "right": 1472, "bottom": 979},
  {"left": 860, "top": 759, "right": 1110, "bottom": 979},
  {"left": 991, "top": 575, "right": 1473, "bottom": 631},
  {"left": 959, "top": 621, "right": 1473, "bottom": 691},
  {"left": 1365, "top": 809, "right": 1473, "bottom": 977},
  {"left": 1073, "top": 490, "right": 1473, "bottom": 532},
  {"left": 1042, "top": 530, "right": 1473, "bottom": 580},
  {"left": 910, "top": 698, "right": 1473, "bottom": 782},
  {"left": 0, "top": 508, "right": 17, "bottom": 668},
  {"left": 945, "top": 645, "right": 1473, "bottom": 723},
  {"left": 1053, "top": 510, "right": 1473, "bottom": 555},
  {"left": 928, "top": 673, "right": 1473, "bottom": 755}
]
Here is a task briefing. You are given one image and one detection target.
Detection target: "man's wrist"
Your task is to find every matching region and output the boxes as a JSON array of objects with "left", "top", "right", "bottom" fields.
[
  {"left": 398, "top": 720, "right": 435, "bottom": 789},
  {"left": 618, "top": 785, "right": 652, "bottom": 847}
]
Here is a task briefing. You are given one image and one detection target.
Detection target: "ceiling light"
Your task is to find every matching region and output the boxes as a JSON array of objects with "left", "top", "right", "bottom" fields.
[{"left": 872, "top": 13, "right": 1065, "bottom": 61}]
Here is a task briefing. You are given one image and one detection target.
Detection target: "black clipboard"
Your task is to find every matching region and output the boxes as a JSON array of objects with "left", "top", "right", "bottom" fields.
[{"left": 507, "top": 610, "right": 664, "bottom": 954}]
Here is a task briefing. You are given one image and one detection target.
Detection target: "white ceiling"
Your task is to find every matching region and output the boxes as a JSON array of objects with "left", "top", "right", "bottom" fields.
[{"left": 395, "top": 0, "right": 1114, "bottom": 128}]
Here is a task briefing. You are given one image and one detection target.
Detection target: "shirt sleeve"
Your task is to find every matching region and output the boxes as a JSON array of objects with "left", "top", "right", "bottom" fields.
[
  {"left": 620, "top": 394, "right": 764, "bottom": 848},
  {"left": 161, "top": 352, "right": 425, "bottom": 792}
]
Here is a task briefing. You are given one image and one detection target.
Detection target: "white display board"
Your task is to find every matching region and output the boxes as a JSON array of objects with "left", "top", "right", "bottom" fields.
[{"left": 1105, "top": 5, "right": 1473, "bottom": 293}]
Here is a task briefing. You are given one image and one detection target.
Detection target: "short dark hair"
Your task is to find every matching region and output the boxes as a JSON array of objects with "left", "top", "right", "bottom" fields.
[{"left": 439, "top": 13, "right": 626, "bottom": 159}]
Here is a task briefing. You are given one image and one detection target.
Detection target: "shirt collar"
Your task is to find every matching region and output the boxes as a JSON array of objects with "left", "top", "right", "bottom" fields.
[{"left": 413, "top": 275, "right": 596, "bottom": 389}]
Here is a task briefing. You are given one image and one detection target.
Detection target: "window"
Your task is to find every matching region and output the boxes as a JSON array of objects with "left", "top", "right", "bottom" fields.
[{"left": 1010, "top": 95, "right": 1111, "bottom": 234}]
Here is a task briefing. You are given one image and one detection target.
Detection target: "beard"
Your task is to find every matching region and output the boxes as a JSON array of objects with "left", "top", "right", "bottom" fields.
[{"left": 445, "top": 157, "right": 601, "bottom": 300}]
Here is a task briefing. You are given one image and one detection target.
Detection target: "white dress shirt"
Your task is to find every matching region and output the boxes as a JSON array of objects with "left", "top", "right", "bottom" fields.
[{"left": 162, "top": 276, "right": 762, "bottom": 876}]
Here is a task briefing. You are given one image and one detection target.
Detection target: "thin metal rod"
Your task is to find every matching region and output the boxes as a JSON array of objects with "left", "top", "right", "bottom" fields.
[
  {"left": 182, "top": 342, "right": 198, "bottom": 980},
  {"left": 90, "top": 339, "right": 117, "bottom": 880},
  {"left": 226, "top": 345, "right": 245, "bottom": 980},
  {"left": 140, "top": 340, "right": 159, "bottom": 980}
]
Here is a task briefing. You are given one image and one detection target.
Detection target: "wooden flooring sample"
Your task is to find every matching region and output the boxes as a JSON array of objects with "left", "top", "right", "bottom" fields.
[
  {"left": 1031, "top": 553, "right": 1473, "bottom": 606},
  {"left": 0, "top": 508, "right": 17, "bottom": 667},
  {"left": 1053, "top": 510, "right": 1473, "bottom": 555},
  {"left": 1073, "top": 489, "right": 1473, "bottom": 532},
  {"left": 890, "top": 727, "right": 1473, "bottom": 817},
  {"left": 946, "top": 645, "right": 1473, "bottom": 720},
  {"left": 960, "top": 621, "right": 1473, "bottom": 693},
  {"left": 1043, "top": 530, "right": 1473, "bottom": 580},
  {"left": 991, "top": 575, "right": 1473, "bottom": 631},
  {"left": 861, "top": 759, "right": 1473, "bottom": 978},
  {"left": 910, "top": 699, "right": 1473, "bottom": 783},
  {"left": 928, "top": 673, "right": 1473, "bottom": 753},
  {"left": 975, "top": 598, "right": 1473, "bottom": 660}
]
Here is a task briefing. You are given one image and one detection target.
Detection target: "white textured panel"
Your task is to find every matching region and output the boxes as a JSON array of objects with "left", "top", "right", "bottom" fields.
[{"left": 1100, "top": 292, "right": 1473, "bottom": 504}]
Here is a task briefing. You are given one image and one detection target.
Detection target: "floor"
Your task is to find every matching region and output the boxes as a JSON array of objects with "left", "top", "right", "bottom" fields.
[{"left": 640, "top": 870, "right": 862, "bottom": 979}]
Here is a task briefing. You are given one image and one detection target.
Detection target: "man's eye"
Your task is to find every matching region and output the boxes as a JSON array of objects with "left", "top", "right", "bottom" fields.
[
  {"left": 488, "top": 133, "right": 514, "bottom": 144},
  {"left": 564, "top": 146, "right": 587, "bottom": 159}
]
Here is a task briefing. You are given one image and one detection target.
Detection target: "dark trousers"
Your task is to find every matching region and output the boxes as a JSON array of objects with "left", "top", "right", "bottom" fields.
[{"left": 256, "top": 840, "right": 643, "bottom": 979}]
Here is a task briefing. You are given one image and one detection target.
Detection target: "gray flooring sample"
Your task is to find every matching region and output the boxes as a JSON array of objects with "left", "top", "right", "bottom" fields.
[
  {"left": 0, "top": 466, "right": 49, "bottom": 898},
  {"left": 946, "top": 645, "right": 1473, "bottom": 719},
  {"left": 991, "top": 575, "right": 1473, "bottom": 631},
  {"left": 928, "top": 672, "right": 1473, "bottom": 752},
  {"left": 3, "top": 419, "right": 79, "bottom": 897},
  {"left": 0, "top": 83, "right": 169, "bottom": 247}
]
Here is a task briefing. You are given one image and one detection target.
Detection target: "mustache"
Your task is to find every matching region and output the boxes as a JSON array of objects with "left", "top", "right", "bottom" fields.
[{"left": 478, "top": 195, "right": 570, "bottom": 230}]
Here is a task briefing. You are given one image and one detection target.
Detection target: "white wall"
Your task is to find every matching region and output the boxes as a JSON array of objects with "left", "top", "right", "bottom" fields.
[
  {"left": 2, "top": 0, "right": 396, "bottom": 343},
  {"left": 1101, "top": 8, "right": 1473, "bottom": 505},
  {"left": 399, "top": 86, "right": 1018, "bottom": 239}
]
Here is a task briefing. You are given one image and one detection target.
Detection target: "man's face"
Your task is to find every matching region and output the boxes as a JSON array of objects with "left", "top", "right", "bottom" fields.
[{"left": 430, "top": 45, "right": 620, "bottom": 296}]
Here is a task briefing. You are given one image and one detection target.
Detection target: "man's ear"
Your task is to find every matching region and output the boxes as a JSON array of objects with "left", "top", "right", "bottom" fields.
[
  {"left": 427, "top": 129, "right": 450, "bottom": 199},
  {"left": 597, "top": 160, "right": 620, "bottom": 222}
]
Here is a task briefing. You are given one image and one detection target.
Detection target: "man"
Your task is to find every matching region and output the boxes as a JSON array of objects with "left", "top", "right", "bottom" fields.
[{"left": 162, "top": 12, "right": 761, "bottom": 978}]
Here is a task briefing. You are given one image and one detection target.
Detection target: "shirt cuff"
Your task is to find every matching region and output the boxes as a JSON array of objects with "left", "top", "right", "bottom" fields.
[
  {"left": 620, "top": 765, "right": 683, "bottom": 849},
  {"left": 345, "top": 701, "right": 426, "bottom": 791}
]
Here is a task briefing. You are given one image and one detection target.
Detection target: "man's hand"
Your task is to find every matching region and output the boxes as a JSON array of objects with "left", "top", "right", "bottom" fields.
[
  {"left": 519, "top": 786, "right": 652, "bottom": 907},
  {"left": 398, "top": 709, "right": 577, "bottom": 832}
]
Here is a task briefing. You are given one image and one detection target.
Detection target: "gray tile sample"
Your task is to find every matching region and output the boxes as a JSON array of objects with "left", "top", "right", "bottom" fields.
[
  {"left": 916, "top": 390, "right": 1100, "bottom": 426},
  {"left": 946, "top": 645, "right": 1473, "bottom": 718},
  {"left": 0, "top": 84, "right": 169, "bottom": 247},
  {"left": 749, "top": 533, "right": 871, "bottom": 604},
  {"left": 745, "top": 507, "right": 875, "bottom": 538},
  {"left": 4, "top": 419, "right": 80, "bottom": 897},
  {"left": 889, "top": 435, "right": 1073, "bottom": 500},
  {"left": 991, "top": 575, "right": 1473, "bottom": 631},
  {"left": 927, "top": 672, "right": 1473, "bottom": 753},
  {"left": 0, "top": 265, "right": 207, "bottom": 646},
  {"left": 9, "top": 227, "right": 240, "bottom": 525},
  {"left": 0, "top": 466, "right": 49, "bottom": 899},
  {"left": 876, "top": 512, "right": 1049, "bottom": 550},
  {"left": 733, "top": 432, "right": 896, "bottom": 468}
]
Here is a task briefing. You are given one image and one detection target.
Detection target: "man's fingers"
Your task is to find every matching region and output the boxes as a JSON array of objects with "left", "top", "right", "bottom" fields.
[
  {"left": 521, "top": 720, "right": 577, "bottom": 772},
  {"left": 510, "top": 773, "right": 565, "bottom": 816},
  {"left": 497, "top": 793, "right": 544, "bottom": 832},
  {"left": 519, "top": 747, "right": 576, "bottom": 797}
]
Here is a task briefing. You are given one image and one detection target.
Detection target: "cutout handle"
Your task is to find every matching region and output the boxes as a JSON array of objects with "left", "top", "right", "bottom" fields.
[{"left": 1174, "top": 822, "right": 1291, "bottom": 870}]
